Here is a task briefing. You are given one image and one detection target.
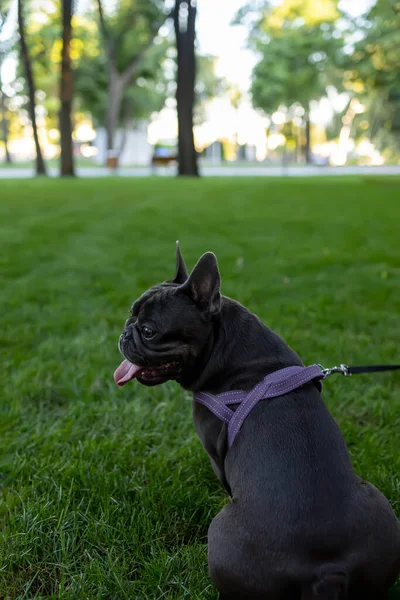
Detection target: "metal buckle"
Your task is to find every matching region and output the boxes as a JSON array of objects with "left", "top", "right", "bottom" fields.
[{"left": 318, "top": 364, "right": 350, "bottom": 377}]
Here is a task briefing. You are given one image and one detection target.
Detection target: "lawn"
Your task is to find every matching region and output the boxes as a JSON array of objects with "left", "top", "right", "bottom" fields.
[{"left": 1, "top": 176, "right": 399, "bottom": 599}]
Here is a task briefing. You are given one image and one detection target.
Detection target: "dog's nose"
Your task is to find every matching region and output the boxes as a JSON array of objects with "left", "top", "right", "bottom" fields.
[
  {"left": 119, "top": 328, "right": 132, "bottom": 353},
  {"left": 122, "top": 326, "right": 133, "bottom": 341}
]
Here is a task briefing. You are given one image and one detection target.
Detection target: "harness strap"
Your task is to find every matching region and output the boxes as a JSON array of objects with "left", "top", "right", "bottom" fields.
[
  {"left": 194, "top": 362, "right": 400, "bottom": 449},
  {"left": 194, "top": 364, "right": 325, "bottom": 448},
  {"left": 194, "top": 390, "right": 233, "bottom": 423}
]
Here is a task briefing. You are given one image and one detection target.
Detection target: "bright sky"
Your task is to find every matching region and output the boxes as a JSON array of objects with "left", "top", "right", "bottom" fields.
[{"left": 196, "top": 0, "right": 256, "bottom": 92}]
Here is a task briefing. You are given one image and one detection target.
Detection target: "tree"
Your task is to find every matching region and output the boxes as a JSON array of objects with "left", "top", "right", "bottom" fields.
[
  {"left": 252, "top": 29, "right": 341, "bottom": 162},
  {"left": 17, "top": 0, "right": 46, "bottom": 175},
  {"left": 96, "top": 0, "right": 166, "bottom": 161},
  {"left": 75, "top": 37, "right": 169, "bottom": 130},
  {"left": 16, "top": 2, "right": 101, "bottom": 135},
  {"left": 0, "top": 87, "right": 11, "bottom": 162},
  {"left": 75, "top": 40, "right": 222, "bottom": 163},
  {"left": 238, "top": 0, "right": 343, "bottom": 162},
  {"left": 345, "top": 0, "right": 400, "bottom": 157},
  {"left": 0, "top": 1, "right": 14, "bottom": 163},
  {"left": 60, "top": 0, "right": 75, "bottom": 176},
  {"left": 174, "top": 0, "right": 198, "bottom": 176},
  {"left": 22, "top": 2, "right": 171, "bottom": 137}
]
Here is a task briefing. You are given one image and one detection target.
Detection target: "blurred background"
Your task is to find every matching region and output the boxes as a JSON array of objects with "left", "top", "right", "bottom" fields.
[{"left": 0, "top": 0, "right": 399, "bottom": 176}]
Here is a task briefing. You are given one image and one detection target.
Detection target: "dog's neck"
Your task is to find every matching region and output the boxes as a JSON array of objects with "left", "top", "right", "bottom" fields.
[{"left": 180, "top": 296, "right": 303, "bottom": 394}]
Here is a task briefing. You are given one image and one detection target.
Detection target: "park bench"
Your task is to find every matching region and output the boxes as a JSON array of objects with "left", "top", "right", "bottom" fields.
[{"left": 151, "top": 149, "right": 177, "bottom": 172}]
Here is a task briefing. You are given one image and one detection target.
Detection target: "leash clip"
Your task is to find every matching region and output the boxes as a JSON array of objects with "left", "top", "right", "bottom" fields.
[{"left": 318, "top": 364, "right": 351, "bottom": 377}]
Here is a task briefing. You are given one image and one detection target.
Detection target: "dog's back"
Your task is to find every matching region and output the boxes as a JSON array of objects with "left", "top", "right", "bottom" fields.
[{"left": 209, "top": 383, "right": 400, "bottom": 599}]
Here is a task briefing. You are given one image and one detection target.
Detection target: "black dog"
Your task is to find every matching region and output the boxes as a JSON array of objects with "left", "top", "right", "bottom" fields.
[{"left": 115, "top": 245, "right": 400, "bottom": 599}]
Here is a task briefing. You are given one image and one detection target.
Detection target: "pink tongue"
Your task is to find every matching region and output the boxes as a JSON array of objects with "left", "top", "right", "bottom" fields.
[{"left": 114, "top": 359, "right": 142, "bottom": 386}]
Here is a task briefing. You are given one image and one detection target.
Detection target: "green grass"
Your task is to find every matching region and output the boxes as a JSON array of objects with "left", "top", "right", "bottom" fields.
[{"left": 0, "top": 176, "right": 399, "bottom": 599}]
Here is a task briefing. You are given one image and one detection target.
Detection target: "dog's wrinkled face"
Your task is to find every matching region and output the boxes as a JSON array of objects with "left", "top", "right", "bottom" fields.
[{"left": 114, "top": 244, "right": 221, "bottom": 388}]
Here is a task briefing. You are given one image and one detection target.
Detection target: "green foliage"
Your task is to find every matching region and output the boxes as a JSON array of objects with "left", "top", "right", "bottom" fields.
[
  {"left": 12, "top": 0, "right": 169, "bottom": 128},
  {"left": 100, "top": 0, "right": 166, "bottom": 72},
  {"left": 11, "top": 0, "right": 222, "bottom": 133},
  {"left": 350, "top": 0, "right": 400, "bottom": 92},
  {"left": 14, "top": 1, "right": 100, "bottom": 128},
  {"left": 251, "top": 26, "right": 342, "bottom": 115},
  {"left": 243, "top": 0, "right": 344, "bottom": 116},
  {"left": 0, "top": 0, "right": 12, "bottom": 30},
  {"left": 75, "top": 38, "right": 170, "bottom": 126},
  {"left": 239, "top": 0, "right": 400, "bottom": 158},
  {"left": 0, "top": 0, "right": 14, "bottom": 151},
  {"left": 74, "top": 41, "right": 223, "bottom": 127},
  {"left": 346, "top": 0, "right": 400, "bottom": 151},
  {"left": 260, "top": 0, "right": 340, "bottom": 29},
  {"left": 1, "top": 177, "right": 400, "bottom": 597}
]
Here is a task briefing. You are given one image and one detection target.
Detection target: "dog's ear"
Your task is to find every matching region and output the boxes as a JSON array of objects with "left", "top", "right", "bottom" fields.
[
  {"left": 180, "top": 252, "right": 221, "bottom": 314},
  {"left": 171, "top": 241, "right": 189, "bottom": 284}
]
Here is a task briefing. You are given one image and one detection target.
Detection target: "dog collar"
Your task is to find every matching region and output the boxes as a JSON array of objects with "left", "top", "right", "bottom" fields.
[{"left": 193, "top": 364, "right": 325, "bottom": 448}]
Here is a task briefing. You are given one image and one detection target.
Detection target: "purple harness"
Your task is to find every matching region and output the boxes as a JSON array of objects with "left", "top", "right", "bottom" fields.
[{"left": 193, "top": 364, "right": 326, "bottom": 448}]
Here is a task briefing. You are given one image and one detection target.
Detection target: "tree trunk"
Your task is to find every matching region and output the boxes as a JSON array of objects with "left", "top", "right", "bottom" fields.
[
  {"left": 60, "top": 0, "right": 75, "bottom": 176},
  {"left": 174, "top": 0, "right": 198, "bottom": 176},
  {"left": 97, "top": 0, "right": 120, "bottom": 162},
  {"left": 0, "top": 12, "right": 13, "bottom": 164},
  {"left": 0, "top": 90, "right": 12, "bottom": 163},
  {"left": 17, "top": 0, "right": 46, "bottom": 176},
  {"left": 304, "top": 107, "right": 312, "bottom": 164},
  {"left": 97, "top": 0, "right": 160, "bottom": 165},
  {"left": 118, "top": 98, "right": 131, "bottom": 158},
  {"left": 106, "top": 69, "right": 123, "bottom": 157},
  {"left": 293, "top": 121, "right": 300, "bottom": 164}
]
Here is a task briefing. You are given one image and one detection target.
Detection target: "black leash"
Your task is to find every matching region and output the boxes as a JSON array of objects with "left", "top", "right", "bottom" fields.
[{"left": 320, "top": 363, "right": 400, "bottom": 377}]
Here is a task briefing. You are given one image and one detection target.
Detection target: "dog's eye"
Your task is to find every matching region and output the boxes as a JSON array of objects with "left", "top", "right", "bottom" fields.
[{"left": 142, "top": 326, "right": 155, "bottom": 339}]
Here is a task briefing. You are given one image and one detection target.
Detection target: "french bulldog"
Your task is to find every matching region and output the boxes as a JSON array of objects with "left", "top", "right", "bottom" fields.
[{"left": 114, "top": 244, "right": 400, "bottom": 599}]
